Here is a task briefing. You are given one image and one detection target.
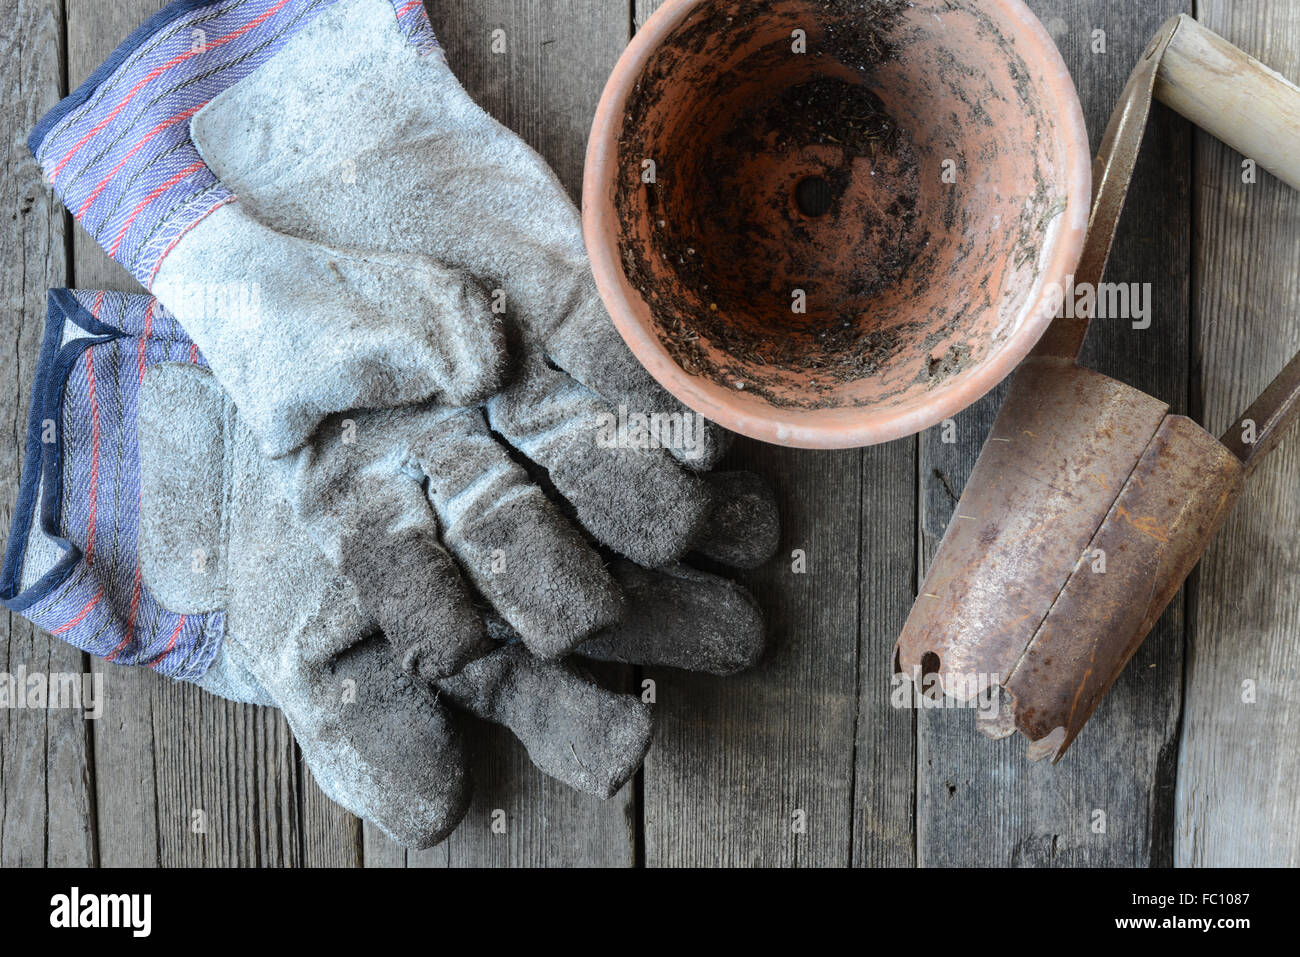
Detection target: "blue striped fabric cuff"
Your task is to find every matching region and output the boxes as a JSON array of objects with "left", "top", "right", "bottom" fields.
[
  {"left": 29, "top": 0, "right": 437, "bottom": 285},
  {"left": 0, "top": 290, "right": 224, "bottom": 680}
]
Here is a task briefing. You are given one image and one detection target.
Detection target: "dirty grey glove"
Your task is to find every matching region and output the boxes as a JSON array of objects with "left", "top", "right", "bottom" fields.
[
  {"left": 142, "top": 362, "right": 769, "bottom": 809},
  {"left": 136, "top": 362, "right": 650, "bottom": 830},
  {"left": 3, "top": 288, "right": 474, "bottom": 848},
  {"left": 137, "top": 361, "right": 475, "bottom": 846},
  {"left": 29, "top": 0, "right": 528, "bottom": 680},
  {"left": 446, "top": 553, "right": 769, "bottom": 797},
  {"left": 3, "top": 289, "right": 769, "bottom": 845},
  {"left": 181, "top": 0, "right": 774, "bottom": 660},
  {"left": 29, "top": 0, "right": 505, "bottom": 457},
  {"left": 297, "top": 404, "right": 778, "bottom": 664}
]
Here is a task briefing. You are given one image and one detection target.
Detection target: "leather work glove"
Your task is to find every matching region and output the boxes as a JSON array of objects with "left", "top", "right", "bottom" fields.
[
  {"left": 31, "top": 0, "right": 771, "bottom": 676},
  {"left": 0, "top": 290, "right": 772, "bottom": 845},
  {"left": 29, "top": 0, "right": 503, "bottom": 454}
]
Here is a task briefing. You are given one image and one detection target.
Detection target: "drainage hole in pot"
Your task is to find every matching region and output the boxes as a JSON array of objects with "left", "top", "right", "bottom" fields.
[
  {"left": 920, "top": 651, "right": 941, "bottom": 678},
  {"left": 794, "top": 176, "right": 834, "bottom": 217},
  {"left": 920, "top": 651, "right": 943, "bottom": 703}
]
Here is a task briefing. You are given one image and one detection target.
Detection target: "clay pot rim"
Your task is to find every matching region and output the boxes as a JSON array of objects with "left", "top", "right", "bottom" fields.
[{"left": 582, "top": 0, "right": 1092, "bottom": 450}]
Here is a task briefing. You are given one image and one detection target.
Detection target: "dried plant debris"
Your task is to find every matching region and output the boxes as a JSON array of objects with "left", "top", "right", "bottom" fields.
[{"left": 820, "top": 0, "right": 911, "bottom": 74}]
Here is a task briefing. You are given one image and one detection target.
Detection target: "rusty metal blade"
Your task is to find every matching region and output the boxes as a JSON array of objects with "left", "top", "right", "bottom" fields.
[
  {"left": 1006, "top": 416, "right": 1244, "bottom": 760},
  {"left": 895, "top": 358, "right": 1168, "bottom": 716},
  {"left": 1221, "top": 348, "right": 1300, "bottom": 477},
  {"left": 896, "top": 15, "right": 1300, "bottom": 765}
]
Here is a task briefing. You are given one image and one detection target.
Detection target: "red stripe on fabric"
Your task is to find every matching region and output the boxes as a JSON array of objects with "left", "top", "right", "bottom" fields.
[
  {"left": 51, "top": 0, "right": 296, "bottom": 176},
  {"left": 395, "top": 0, "right": 423, "bottom": 15},
  {"left": 108, "top": 161, "right": 207, "bottom": 256},
  {"left": 107, "top": 565, "right": 145, "bottom": 661},
  {"left": 75, "top": 106, "right": 204, "bottom": 217},
  {"left": 148, "top": 616, "right": 187, "bottom": 669},
  {"left": 85, "top": 350, "right": 102, "bottom": 565},
  {"left": 51, "top": 587, "right": 104, "bottom": 636},
  {"left": 189, "top": 342, "right": 199, "bottom": 363}
]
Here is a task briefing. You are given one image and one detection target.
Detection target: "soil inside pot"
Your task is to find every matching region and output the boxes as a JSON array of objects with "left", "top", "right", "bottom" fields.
[
  {"left": 622, "top": 68, "right": 932, "bottom": 405},
  {"left": 681, "top": 75, "right": 928, "bottom": 378},
  {"left": 611, "top": 0, "right": 1070, "bottom": 412}
]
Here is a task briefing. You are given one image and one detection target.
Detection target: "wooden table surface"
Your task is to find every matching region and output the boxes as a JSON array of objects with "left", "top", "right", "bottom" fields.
[{"left": 1, "top": 0, "right": 1297, "bottom": 867}]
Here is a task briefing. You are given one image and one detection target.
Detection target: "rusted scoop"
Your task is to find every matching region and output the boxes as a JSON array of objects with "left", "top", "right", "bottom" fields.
[{"left": 894, "top": 15, "right": 1300, "bottom": 762}]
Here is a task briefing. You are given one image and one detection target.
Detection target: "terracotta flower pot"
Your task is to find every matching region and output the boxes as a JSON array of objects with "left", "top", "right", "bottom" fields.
[{"left": 583, "top": 0, "right": 1091, "bottom": 448}]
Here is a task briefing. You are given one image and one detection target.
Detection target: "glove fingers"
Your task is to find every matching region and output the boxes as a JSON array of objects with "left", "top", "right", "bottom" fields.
[
  {"left": 292, "top": 423, "right": 493, "bottom": 680},
  {"left": 154, "top": 207, "right": 504, "bottom": 457},
  {"left": 410, "top": 407, "right": 625, "bottom": 658},
  {"left": 267, "top": 634, "right": 472, "bottom": 850},
  {"left": 545, "top": 286, "right": 732, "bottom": 470},
  {"left": 693, "top": 472, "right": 782, "bottom": 569},
  {"left": 436, "top": 644, "right": 652, "bottom": 799},
  {"left": 578, "top": 561, "right": 767, "bottom": 676},
  {"left": 353, "top": 509, "right": 495, "bottom": 681},
  {"left": 488, "top": 360, "right": 715, "bottom": 568}
]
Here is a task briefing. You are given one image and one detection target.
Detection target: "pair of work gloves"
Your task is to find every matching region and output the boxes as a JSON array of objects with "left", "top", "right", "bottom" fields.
[{"left": 9, "top": 0, "right": 779, "bottom": 846}]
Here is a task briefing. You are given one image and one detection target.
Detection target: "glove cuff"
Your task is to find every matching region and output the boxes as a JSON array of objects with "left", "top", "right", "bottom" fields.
[
  {"left": 28, "top": 0, "right": 438, "bottom": 284},
  {"left": 0, "top": 289, "right": 224, "bottom": 680}
]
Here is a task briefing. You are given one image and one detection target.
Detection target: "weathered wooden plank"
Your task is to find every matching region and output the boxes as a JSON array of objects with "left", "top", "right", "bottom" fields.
[
  {"left": 65, "top": 0, "right": 303, "bottom": 867},
  {"left": 629, "top": 0, "right": 912, "bottom": 867},
  {"left": 299, "top": 757, "right": 361, "bottom": 867},
  {"left": 633, "top": 0, "right": 659, "bottom": 29},
  {"left": 1176, "top": 0, "right": 1300, "bottom": 868},
  {"left": 350, "top": 0, "right": 640, "bottom": 868},
  {"left": 433, "top": 0, "right": 631, "bottom": 195},
  {"left": 150, "top": 680, "right": 302, "bottom": 866},
  {"left": 643, "top": 445, "right": 864, "bottom": 867},
  {"left": 643, "top": 445, "right": 912, "bottom": 868},
  {"left": 915, "top": 0, "right": 1192, "bottom": 866},
  {"left": 0, "top": 0, "right": 97, "bottom": 868},
  {"left": 853, "top": 439, "right": 917, "bottom": 867}
]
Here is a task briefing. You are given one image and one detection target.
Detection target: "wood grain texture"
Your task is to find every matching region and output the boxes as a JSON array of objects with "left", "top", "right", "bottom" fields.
[
  {"left": 0, "top": 0, "right": 1294, "bottom": 868},
  {"left": 152, "top": 682, "right": 302, "bottom": 866},
  {"left": 633, "top": 0, "right": 662, "bottom": 30},
  {"left": 0, "top": 0, "right": 96, "bottom": 869},
  {"left": 642, "top": 446, "right": 867, "bottom": 866},
  {"left": 853, "top": 440, "right": 916, "bottom": 867},
  {"left": 632, "top": 0, "right": 915, "bottom": 871},
  {"left": 1176, "top": 0, "right": 1300, "bottom": 868},
  {"left": 914, "top": 0, "right": 1192, "bottom": 867}
]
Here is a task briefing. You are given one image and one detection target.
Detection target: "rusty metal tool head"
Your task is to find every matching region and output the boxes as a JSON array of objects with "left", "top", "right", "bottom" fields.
[{"left": 894, "top": 15, "right": 1300, "bottom": 762}]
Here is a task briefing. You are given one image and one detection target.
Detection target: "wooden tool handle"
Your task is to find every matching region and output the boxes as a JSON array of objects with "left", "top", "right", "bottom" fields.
[
  {"left": 1038, "top": 15, "right": 1300, "bottom": 380},
  {"left": 1157, "top": 15, "right": 1300, "bottom": 193},
  {"left": 1156, "top": 17, "right": 1300, "bottom": 471}
]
